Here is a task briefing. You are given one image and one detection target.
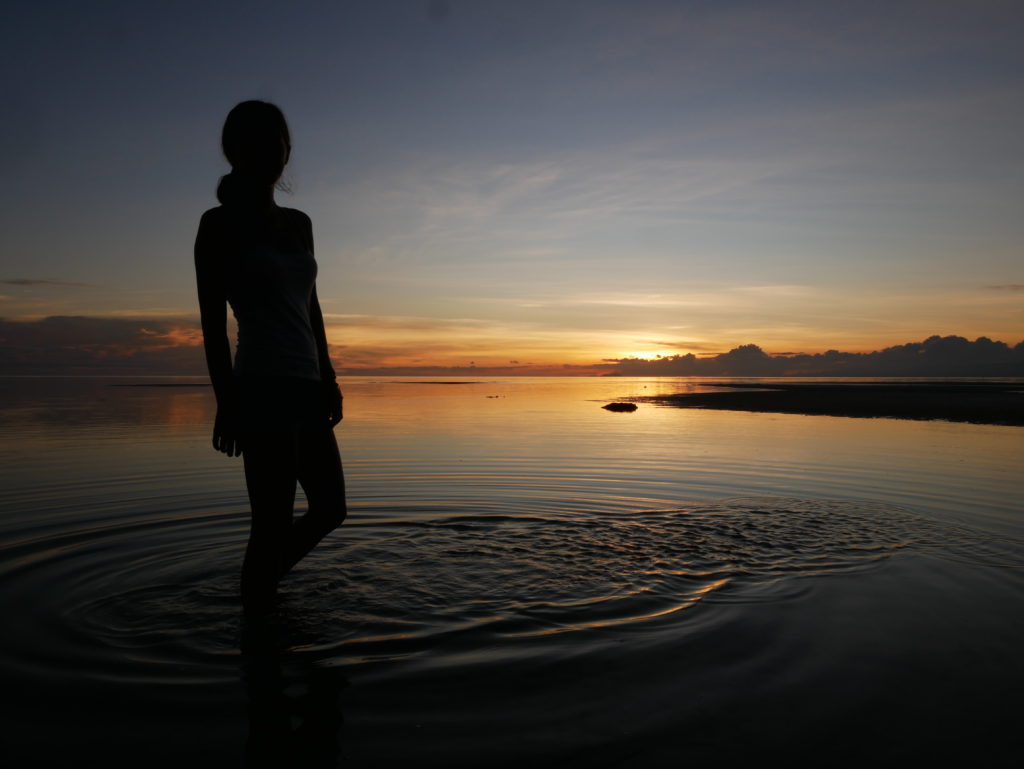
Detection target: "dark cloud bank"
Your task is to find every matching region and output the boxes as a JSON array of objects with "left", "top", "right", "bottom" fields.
[
  {"left": 608, "top": 337, "right": 1024, "bottom": 377},
  {"left": 0, "top": 316, "right": 205, "bottom": 375},
  {"left": 1, "top": 316, "right": 1022, "bottom": 377}
]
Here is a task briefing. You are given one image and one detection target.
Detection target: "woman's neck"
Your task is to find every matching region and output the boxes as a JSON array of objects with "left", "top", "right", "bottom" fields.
[
  {"left": 234, "top": 184, "right": 276, "bottom": 211},
  {"left": 224, "top": 170, "right": 278, "bottom": 211}
]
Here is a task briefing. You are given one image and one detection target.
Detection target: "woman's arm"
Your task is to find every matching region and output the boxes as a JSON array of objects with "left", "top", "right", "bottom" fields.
[
  {"left": 311, "top": 287, "right": 343, "bottom": 425},
  {"left": 300, "top": 211, "right": 343, "bottom": 425},
  {"left": 195, "top": 209, "right": 243, "bottom": 455}
]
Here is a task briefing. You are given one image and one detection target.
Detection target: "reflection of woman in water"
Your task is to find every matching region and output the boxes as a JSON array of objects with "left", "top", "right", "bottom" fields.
[{"left": 194, "top": 101, "right": 346, "bottom": 614}]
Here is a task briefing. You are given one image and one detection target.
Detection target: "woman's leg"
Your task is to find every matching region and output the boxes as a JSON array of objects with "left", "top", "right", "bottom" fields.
[
  {"left": 240, "top": 430, "right": 298, "bottom": 611},
  {"left": 281, "top": 425, "right": 346, "bottom": 576}
]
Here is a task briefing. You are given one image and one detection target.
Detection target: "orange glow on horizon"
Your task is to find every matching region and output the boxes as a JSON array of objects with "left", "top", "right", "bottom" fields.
[{"left": 0, "top": 312, "right": 1019, "bottom": 376}]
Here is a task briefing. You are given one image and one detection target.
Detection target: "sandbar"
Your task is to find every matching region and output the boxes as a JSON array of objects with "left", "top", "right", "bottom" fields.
[{"left": 640, "top": 382, "right": 1024, "bottom": 426}]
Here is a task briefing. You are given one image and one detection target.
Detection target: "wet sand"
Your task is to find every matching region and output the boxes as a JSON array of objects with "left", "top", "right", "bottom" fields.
[{"left": 641, "top": 382, "right": 1024, "bottom": 426}]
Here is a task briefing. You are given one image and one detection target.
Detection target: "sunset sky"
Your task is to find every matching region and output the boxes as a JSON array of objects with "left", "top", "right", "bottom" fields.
[{"left": 2, "top": 0, "right": 1022, "bottom": 374}]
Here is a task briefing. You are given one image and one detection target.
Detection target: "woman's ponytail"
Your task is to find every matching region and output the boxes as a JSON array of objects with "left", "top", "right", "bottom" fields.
[{"left": 216, "top": 171, "right": 239, "bottom": 206}]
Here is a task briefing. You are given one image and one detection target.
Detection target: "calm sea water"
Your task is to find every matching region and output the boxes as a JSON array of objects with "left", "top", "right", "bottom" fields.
[{"left": 1, "top": 376, "right": 1022, "bottom": 767}]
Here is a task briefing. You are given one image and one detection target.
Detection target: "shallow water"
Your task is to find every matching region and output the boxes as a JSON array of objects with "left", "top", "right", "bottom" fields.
[{"left": 1, "top": 376, "right": 1022, "bottom": 766}]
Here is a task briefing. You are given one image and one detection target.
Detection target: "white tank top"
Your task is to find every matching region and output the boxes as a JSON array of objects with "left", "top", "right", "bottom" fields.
[{"left": 227, "top": 243, "right": 321, "bottom": 381}]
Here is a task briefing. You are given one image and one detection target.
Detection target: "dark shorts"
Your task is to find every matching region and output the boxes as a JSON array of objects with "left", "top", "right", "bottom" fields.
[{"left": 235, "top": 376, "right": 330, "bottom": 437}]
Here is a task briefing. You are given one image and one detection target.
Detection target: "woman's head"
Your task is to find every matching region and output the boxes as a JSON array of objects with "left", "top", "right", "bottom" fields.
[{"left": 217, "top": 100, "right": 291, "bottom": 204}]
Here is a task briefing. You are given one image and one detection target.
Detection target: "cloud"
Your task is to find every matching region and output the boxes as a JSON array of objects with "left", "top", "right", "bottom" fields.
[
  {"left": 550, "top": 293, "right": 715, "bottom": 309},
  {"left": 322, "top": 313, "right": 492, "bottom": 332},
  {"left": 0, "top": 315, "right": 205, "bottom": 375},
  {"left": 2, "top": 278, "right": 93, "bottom": 287},
  {"left": 609, "top": 336, "right": 1024, "bottom": 377},
  {"left": 984, "top": 285, "right": 1024, "bottom": 291},
  {"left": 321, "top": 311, "right": 625, "bottom": 369},
  {"left": 0, "top": 312, "right": 611, "bottom": 375},
  {"left": 641, "top": 339, "right": 723, "bottom": 351},
  {"left": 407, "top": 153, "right": 785, "bottom": 237}
]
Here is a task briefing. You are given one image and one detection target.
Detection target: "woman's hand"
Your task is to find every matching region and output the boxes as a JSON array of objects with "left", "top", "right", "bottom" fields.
[
  {"left": 325, "top": 381, "right": 344, "bottom": 427},
  {"left": 213, "top": 402, "right": 244, "bottom": 457}
]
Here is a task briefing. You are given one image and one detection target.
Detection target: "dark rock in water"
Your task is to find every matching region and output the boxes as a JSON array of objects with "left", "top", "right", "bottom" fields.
[{"left": 603, "top": 402, "right": 638, "bottom": 412}]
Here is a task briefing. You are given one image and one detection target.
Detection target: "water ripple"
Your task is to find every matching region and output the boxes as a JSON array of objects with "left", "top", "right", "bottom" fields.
[{"left": 2, "top": 495, "right": 1019, "bottom": 685}]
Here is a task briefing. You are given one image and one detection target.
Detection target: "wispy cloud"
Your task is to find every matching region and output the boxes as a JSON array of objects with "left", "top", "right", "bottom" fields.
[
  {"left": 380, "top": 153, "right": 789, "bottom": 241},
  {"left": 2, "top": 278, "right": 93, "bottom": 287},
  {"left": 984, "top": 285, "right": 1024, "bottom": 291},
  {"left": 322, "top": 313, "right": 493, "bottom": 332},
  {"left": 641, "top": 339, "right": 723, "bottom": 352},
  {"left": 322, "top": 312, "right": 613, "bottom": 367}
]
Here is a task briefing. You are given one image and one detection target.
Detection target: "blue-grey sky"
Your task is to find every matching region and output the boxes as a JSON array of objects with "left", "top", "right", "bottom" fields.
[{"left": 2, "top": 0, "right": 1022, "bottom": 371}]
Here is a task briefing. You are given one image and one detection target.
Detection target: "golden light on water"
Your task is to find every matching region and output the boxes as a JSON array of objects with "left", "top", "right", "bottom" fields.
[{"left": 516, "top": 578, "right": 735, "bottom": 637}]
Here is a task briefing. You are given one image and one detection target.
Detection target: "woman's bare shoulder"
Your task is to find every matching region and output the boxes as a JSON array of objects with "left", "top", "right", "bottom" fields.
[
  {"left": 194, "top": 207, "right": 231, "bottom": 265},
  {"left": 279, "top": 206, "right": 312, "bottom": 228},
  {"left": 198, "top": 206, "right": 230, "bottom": 231},
  {"left": 279, "top": 207, "right": 313, "bottom": 250}
]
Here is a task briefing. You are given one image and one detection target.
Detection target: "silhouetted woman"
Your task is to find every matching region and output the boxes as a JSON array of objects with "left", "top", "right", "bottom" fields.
[{"left": 194, "top": 101, "right": 346, "bottom": 614}]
